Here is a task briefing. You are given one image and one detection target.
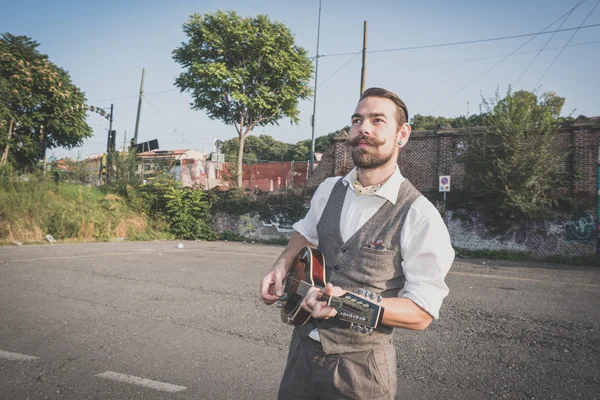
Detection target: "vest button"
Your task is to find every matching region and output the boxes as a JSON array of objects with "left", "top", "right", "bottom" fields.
[
  {"left": 334, "top": 265, "right": 340, "bottom": 270},
  {"left": 340, "top": 247, "right": 347, "bottom": 253}
]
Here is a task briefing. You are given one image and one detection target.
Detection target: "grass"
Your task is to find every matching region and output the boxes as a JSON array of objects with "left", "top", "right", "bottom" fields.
[{"left": 0, "top": 176, "right": 171, "bottom": 244}]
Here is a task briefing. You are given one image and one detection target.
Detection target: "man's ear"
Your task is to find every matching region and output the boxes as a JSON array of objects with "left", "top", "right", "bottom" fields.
[{"left": 397, "top": 123, "right": 412, "bottom": 148}]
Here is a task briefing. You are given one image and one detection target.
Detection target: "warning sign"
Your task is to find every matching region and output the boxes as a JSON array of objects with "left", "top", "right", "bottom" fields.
[{"left": 439, "top": 175, "right": 451, "bottom": 192}]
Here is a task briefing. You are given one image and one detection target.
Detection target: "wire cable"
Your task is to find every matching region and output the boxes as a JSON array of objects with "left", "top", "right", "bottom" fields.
[
  {"left": 426, "top": 4, "right": 596, "bottom": 114},
  {"left": 318, "top": 23, "right": 600, "bottom": 58},
  {"left": 535, "top": 0, "right": 600, "bottom": 88},
  {"left": 143, "top": 95, "right": 178, "bottom": 133},
  {"left": 89, "top": 89, "right": 179, "bottom": 103},
  {"left": 514, "top": 0, "right": 586, "bottom": 86},
  {"left": 317, "top": 51, "right": 363, "bottom": 89},
  {"left": 374, "top": 40, "right": 600, "bottom": 74},
  {"left": 146, "top": 93, "right": 192, "bottom": 108}
]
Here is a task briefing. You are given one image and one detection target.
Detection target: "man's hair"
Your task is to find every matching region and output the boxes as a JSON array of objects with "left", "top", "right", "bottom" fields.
[{"left": 359, "top": 87, "right": 409, "bottom": 127}]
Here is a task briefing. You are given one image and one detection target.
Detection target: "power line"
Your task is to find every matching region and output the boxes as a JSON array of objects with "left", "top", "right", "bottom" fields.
[
  {"left": 318, "top": 23, "right": 600, "bottom": 58},
  {"left": 143, "top": 95, "right": 178, "bottom": 132},
  {"left": 514, "top": 0, "right": 586, "bottom": 86},
  {"left": 146, "top": 93, "right": 192, "bottom": 108},
  {"left": 535, "top": 0, "right": 600, "bottom": 88},
  {"left": 317, "top": 51, "right": 362, "bottom": 89},
  {"left": 374, "top": 40, "right": 600, "bottom": 74},
  {"left": 89, "top": 88, "right": 179, "bottom": 103},
  {"left": 426, "top": 4, "right": 595, "bottom": 114}
]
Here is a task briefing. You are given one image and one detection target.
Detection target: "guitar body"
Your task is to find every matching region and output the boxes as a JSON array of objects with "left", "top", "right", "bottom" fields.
[
  {"left": 278, "top": 247, "right": 383, "bottom": 332},
  {"left": 280, "top": 247, "right": 326, "bottom": 326}
]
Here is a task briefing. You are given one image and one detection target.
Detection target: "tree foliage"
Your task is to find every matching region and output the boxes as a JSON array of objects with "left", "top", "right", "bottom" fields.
[
  {"left": 0, "top": 33, "right": 92, "bottom": 169},
  {"left": 219, "top": 124, "right": 349, "bottom": 163},
  {"left": 410, "top": 113, "right": 489, "bottom": 131},
  {"left": 462, "top": 88, "right": 567, "bottom": 231},
  {"left": 172, "top": 10, "right": 313, "bottom": 186}
]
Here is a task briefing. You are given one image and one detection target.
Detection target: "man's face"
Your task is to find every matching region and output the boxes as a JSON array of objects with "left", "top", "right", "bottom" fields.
[{"left": 348, "top": 96, "right": 399, "bottom": 170}]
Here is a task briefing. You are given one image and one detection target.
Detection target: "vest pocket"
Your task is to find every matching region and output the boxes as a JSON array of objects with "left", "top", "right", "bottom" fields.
[{"left": 353, "top": 247, "right": 397, "bottom": 287}]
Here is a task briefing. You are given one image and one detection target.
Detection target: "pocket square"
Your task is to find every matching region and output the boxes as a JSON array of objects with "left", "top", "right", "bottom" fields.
[{"left": 365, "top": 239, "right": 386, "bottom": 250}]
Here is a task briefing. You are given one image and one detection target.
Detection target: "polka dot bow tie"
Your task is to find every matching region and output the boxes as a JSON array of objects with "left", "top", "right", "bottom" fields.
[{"left": 353, "top": 178, "right": 382, "bottom": 195}]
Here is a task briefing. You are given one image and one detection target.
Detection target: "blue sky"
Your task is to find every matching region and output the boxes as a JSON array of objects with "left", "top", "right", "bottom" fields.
[{"left": 2, "top": 0, "right": 599, "bottom": 160}]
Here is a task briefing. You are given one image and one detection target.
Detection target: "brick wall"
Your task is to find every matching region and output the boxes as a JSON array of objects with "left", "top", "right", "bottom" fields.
[
  {"left": 307, "top": 117, "right": 600, "bottom": 205},
  {"left": 304, "top": 117, "right": 600, "bottom": 258}
]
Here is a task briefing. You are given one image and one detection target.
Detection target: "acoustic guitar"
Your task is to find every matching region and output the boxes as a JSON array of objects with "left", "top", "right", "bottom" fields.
[{"left": 276, "top": 247, "right": 384, "bottom": 334}]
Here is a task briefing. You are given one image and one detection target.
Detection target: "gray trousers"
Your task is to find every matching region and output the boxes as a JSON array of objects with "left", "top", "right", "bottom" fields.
[{"left": 278, "top": 329, "right": 397, "bottom": 400}]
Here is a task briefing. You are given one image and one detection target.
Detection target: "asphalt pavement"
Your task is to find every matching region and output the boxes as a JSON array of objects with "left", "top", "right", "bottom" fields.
[{"left": 0, "top": 241, "right": 598, "bottom": 399}]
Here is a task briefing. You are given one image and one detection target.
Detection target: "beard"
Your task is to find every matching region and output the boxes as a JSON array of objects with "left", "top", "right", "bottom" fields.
[{"left": 349, "top": 135, "right": 396, "bottom": 170}]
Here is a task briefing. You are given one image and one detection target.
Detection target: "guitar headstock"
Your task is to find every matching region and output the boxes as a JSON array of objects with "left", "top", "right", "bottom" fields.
[{"left": 329, "top": 291, "right": 383, "bottom": 334}]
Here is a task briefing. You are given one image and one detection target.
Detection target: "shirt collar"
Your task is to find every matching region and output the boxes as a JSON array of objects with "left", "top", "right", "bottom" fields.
[{"left": 342, "top": 166, "right": 405, "bottom": 204}]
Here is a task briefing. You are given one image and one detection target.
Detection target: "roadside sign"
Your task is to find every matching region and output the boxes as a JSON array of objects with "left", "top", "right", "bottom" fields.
[{"left": 439, "top": 175, "right": 451, "bottom": 192}]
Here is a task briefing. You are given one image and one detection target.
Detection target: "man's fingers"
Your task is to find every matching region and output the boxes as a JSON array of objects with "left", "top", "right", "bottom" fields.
[
  {"left": 273, "top": 270, "right": 284, "bottom": 297},
  {"left": 260, "top": 273, "right": 282, "bottom": 305},
  {"left": 312, "top": 302, "right": 337, "bottom": 319},
  {"left": 324, "top": 282, "right": 345, "bottom": 297},
  {"left": 260, "top": 275, "right": 273, "bottom": 299}
]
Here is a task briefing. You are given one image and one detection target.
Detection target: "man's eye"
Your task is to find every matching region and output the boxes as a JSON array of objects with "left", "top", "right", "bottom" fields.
[
  {"left": 374, "top": 118, "right": 384, "bottom": 123},
  {"left": 352, "top": 118, "right": 361, "bottom": 124}
]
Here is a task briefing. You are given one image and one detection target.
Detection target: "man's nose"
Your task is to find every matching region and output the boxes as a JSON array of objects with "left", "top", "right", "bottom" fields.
[{"left": 358, "top": 121, "right": 372, "bottom": 136}]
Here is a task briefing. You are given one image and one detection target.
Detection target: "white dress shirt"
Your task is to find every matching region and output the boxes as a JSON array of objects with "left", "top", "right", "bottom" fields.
[{"left": 293, "top": 166, "right": 454, "bottom": 319}]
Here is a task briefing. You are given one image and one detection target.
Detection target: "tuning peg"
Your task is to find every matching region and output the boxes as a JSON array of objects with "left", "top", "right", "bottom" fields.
[
  {"left": 275, "top": 300, "right": 283, "bottom": 308},
  {"left": 349, "top": 322, "right": 354, "bottom": 329},
  {"left": 368, "top": 328, "right": 373, "bottom": 335},
  {"left": 369, "top": 293, "right": 376, "bottom": 301},
  {"left": 360, "top": 326, "right": 368, "bottom": 334},
  {"left": 377, "top": 295, "right": 383, "bottom": 303},
  {"left": 364, "top": 290, "right": 372, "bottom": 299},
  {"left": 357, "top": 288, "right": 365, "bottom": 296},
  {"left": 279, "top": 293, "right": 288, "bottom": 302}
]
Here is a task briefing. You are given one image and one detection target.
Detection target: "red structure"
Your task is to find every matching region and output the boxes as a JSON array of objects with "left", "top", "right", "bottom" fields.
[{"left": 241, "top": 161, "right": 311, "bottom": 191}]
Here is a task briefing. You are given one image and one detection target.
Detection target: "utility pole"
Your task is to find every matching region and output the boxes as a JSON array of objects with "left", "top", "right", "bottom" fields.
[
  {"left": 360, "top": 21, "right": 368, "bottom": 95},
  {"left": 133, "top": 68, "right": 145, "bottom": 147},
  {"left": 0, "top": 119, "right": 14, "bottom": 166},
  {"left": 309, "top": 0, "right": 322, "bottom": 174},
  {"left": 123, "top": 131, "right": 127, "bottom": 152},
  {"left": 597, "top": 140, "right": 600, "bottom": 256},
  {"left": 105, "top": 103, "right": 114, "bottom": 185},
  {"left": 108, "top": 103, "right": 114, "bottom": 146},
  {"left": 40, "top": 125, "right": 46, "bottom": 173}
]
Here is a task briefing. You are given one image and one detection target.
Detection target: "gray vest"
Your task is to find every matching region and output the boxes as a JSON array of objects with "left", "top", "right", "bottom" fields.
[{"left": 296, "top": 177, "right": 422, "bottom": 354}]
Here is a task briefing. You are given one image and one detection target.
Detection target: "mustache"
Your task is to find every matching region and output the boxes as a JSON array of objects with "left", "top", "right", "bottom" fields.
[{"left": 349, "top": 135, "right": 387, "bottom": 147}]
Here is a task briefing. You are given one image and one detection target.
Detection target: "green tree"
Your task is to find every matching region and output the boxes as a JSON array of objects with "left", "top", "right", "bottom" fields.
[
  {"left": 463, "top": 88, "right": 567, "bottom": 231},
  {"left": 221, "top": 135, "right": 291, "bottom": 163},
  {"left": 172, "top": 10, "right": 313, "bottom": 187},
  {"left": 0, "top": 33, "right": 92, "bottom": 170},
  {"left": 410, "top": 113, "right": 489, "bottom": 131}
]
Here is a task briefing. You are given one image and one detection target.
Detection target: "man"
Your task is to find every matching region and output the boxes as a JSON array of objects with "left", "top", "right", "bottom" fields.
[{"left": 260, "top": 87, "right": 454, "bottom": 399}]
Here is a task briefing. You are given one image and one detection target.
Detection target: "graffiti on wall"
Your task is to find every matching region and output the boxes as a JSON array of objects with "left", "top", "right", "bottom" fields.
[
  {"left": 457, "top": 214, "right": 562, "bottom": 252},
  {"left": 565, "top": 211, "right": 595, "bottom": 243}
]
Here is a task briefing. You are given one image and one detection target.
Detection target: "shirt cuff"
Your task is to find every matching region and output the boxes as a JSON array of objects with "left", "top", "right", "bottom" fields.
[
  {"left": 398, "top": 286, "right": 447, "bottom": 320},
  {"left": 292, "top": 221, "right": 318, "bottom": 247}
]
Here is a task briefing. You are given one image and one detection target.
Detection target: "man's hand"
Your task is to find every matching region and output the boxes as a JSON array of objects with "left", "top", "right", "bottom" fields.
[
  {"left": 260, "top": 263, "right": 287, "bottom": 305},
  {"left": 300, "top": 283, "right": 345, "bottom": 319},
  {"left": 259, "top": 232, "right": 314, "bottom": 306}
]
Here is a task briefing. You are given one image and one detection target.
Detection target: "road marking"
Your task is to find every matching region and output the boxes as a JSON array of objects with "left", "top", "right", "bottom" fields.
[
  {"left": 449, "top": 271, "right": 600, "bottom": 288},
  {"left": 96, "top": 371, "right": 187, "bottom": 393},
  {"left": 4, "top": 252, "right": 145, "bottom": 263},
  {"left": 4, "top": 248, "right": 273, "bottom": 264},
  {"left": 0, "top": 350, "right": 39, "bottom": 361}
]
